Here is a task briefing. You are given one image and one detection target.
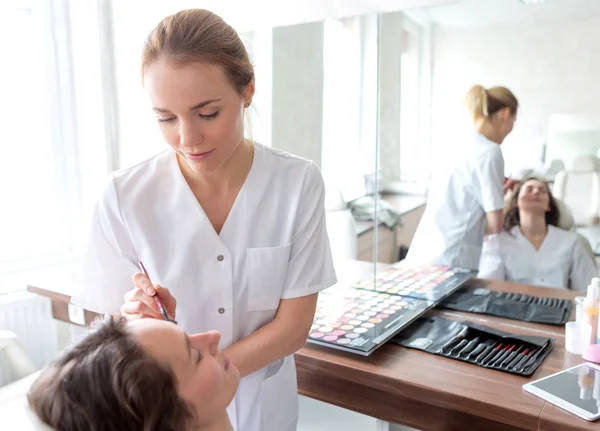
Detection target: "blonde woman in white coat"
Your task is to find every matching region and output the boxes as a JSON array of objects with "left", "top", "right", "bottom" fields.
[{"left": 407, "top": 85, "right": 518, "bottom": 269}]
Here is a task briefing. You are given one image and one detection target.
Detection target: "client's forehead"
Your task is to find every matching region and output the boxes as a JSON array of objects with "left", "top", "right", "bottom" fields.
[{"left": 127, "top": 319, "right": 184, "bottom": 360}]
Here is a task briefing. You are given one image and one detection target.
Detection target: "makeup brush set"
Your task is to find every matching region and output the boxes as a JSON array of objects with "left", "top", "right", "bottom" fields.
[
  {"left": 393, "top": 316, "right": 554, "bottom": 376},
  {"left": 439, "top": 286, "right": 572, "bottom": 325}
]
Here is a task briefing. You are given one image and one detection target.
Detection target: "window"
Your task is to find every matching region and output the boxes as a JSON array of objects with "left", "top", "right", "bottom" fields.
[
  {"left": 322, "top": 16, "right": 378, "bottom": 202},
  {"left": 0, "top": 0, "right": 80, "bottom": 291},
  {"left": 399, "top": 23, "right": 421, "bottom": 182}
]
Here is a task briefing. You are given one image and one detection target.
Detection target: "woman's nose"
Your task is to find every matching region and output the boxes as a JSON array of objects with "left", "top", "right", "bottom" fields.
[{"left": 180, "top": 121, "right": 202, "bottom": 148}]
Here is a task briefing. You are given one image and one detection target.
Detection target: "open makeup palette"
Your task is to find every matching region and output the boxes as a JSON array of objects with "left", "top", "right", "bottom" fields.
[{"left": 308, "top": 263, "right": 477, "bottom": 355}]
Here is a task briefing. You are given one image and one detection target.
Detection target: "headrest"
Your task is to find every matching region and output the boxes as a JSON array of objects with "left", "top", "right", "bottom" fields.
[
  {"left": 555, "top": 198, "right": 575, "bottom": 230},
  {"left": 0, "top": 372, "right": 54, "bottom": 430},
  {"left": 0, "top": 395, "right": 55, "bottom": 431},
  {"left": 571, "top": 156, "right": 600, "bottom": 173}
]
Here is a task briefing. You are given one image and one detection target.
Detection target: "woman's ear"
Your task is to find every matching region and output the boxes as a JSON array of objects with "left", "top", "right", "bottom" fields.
[{"left": 244, "top": 80, "right": 256, "bottom": 108}]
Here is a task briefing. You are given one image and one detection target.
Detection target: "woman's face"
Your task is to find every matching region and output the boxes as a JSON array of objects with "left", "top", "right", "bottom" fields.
[
  {"left": 129, "top": 319, "right": 239, "bottom": 425},
  {"left": 516, "top": 179, "right": 551, "bottom": 214},
  {"left": 143, "top": 60, "right": 252, "bottom": 175}
]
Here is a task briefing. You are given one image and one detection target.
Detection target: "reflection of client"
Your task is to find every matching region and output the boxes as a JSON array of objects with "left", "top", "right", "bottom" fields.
[
  {"left": 479, "top": 178, "right": 597, "bottom": 291},
  {"left": 28, "top": 318, "right": 237, "bottom": 431}
]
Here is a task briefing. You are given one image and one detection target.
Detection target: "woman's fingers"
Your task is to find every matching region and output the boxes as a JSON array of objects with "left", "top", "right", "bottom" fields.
[
  {"left": 120, "top": 300, "right": 163, "bottom": 320},
  {"left": 154, "top": 285, "right": 177, "bottom": 319},
  {"left": 124, "top": 287, "right": 158, "bottom": 313},
  {"left": 132, "top": 272, "right": 156, "bottom": 296}
]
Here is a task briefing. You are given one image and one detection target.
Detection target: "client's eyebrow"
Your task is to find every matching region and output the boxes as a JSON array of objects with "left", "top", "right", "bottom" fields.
[{"left": 184, "top": 333, "right": 192, "bottom": 359}]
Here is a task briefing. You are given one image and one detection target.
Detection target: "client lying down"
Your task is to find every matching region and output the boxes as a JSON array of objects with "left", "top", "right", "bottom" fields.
[{"left": 28, "top": 317, "right": 238, "bottom": 431}]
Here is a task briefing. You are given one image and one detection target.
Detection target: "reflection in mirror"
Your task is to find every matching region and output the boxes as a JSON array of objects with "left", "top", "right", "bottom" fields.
[{"left": 376, "top": 0, "right": 600, "bottom": 276}]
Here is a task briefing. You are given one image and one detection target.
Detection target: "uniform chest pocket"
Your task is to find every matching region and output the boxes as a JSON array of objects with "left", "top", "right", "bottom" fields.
[{"left": 247, "top": 245, "right": 291, "bottom": 311}]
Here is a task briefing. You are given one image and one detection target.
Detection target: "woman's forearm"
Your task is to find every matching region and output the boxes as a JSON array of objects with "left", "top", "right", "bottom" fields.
[{"left": 223, "top": 294, "right": 317, "bottom": 378}]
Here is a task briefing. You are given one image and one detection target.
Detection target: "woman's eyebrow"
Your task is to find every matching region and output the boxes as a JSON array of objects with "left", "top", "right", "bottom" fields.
[{"left": 152, "top": 99, "right": 221, "bottom": 113}]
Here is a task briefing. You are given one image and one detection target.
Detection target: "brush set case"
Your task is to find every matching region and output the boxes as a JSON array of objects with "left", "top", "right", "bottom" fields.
[{"left": 392, "top": 315, "right": 554, "bottom": 376}]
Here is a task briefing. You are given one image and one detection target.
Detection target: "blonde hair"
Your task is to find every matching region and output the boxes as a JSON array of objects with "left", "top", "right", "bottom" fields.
[
  {"left": 464, "top": 85, "right": 518, "bottom": 122},
  {"left": 140, "top": 9, "right": 254, "bottom": 99}
]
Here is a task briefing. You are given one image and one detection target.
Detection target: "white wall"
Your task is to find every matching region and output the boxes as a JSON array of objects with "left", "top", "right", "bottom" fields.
[{"left": 430, "top": 16, "right": 600, "bottom": 175}]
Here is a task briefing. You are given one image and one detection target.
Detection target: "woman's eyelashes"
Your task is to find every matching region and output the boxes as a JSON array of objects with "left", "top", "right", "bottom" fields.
[
  {"left": 157, "top": 111, "right": 220, "bottom": 124},
  {"left": 195, "top": 349, "right": 202, "bottom": 365},
  {"left": 199, "top": 111, "right": 220, "bottom": 120}
]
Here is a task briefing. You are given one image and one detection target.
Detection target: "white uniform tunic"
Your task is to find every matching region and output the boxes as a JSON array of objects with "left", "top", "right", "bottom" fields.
[
  {"left": 71, "top": 143, "right": 337, "bottom": 431},
  {"left": 479, "top": 225, "right": 597, "bottom": 291},
  {"left": 407, "top": 133, "right": 505, "bottom": 269}
]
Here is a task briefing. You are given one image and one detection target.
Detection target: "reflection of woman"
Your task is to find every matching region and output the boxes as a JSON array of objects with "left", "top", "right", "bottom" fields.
[
  {"left": 28, "top": 318, "right": 238, "bottom": 431},
  {"left": 70, "top": 9, "right": 336, "bottom": 430},
  {"left": 407, "top": 85, "right": 518, "bottom": 269},
  {"left": 479, "top": 178, "right": 597, "bottom": 291}
]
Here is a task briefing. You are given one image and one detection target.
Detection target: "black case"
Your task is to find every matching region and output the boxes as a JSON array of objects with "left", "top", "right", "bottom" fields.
[
  {"left": 438, "top": 285, "right": 572, "bottom": 325},
  {"left": 392, "top": 315, "right": 554, "bottom": 376}
]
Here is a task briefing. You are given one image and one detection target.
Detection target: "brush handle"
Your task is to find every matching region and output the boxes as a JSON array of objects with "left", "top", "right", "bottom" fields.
[{"left": 456, "top": 337, "right": 481, "bottom": 357}]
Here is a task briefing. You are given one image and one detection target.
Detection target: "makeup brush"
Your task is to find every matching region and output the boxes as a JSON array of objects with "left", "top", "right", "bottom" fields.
[
  {"left": 138, "top": 261, "right": 171, "bottom": 322},
  {"left": 518, "top": 343, "right": 548, "bottom": 372},
  {"left": 479, "top": 343, "right": 503, "bottom": 364},
  {"left": 490, "top": 345, "right": 517, "bottom": 367},
  {"left": 485, "top": 345, "right": 511, "bottom": 366},
  {"left": 507, "top": 348, "right": 530, "bottom": 369},
  {"left": 513, "top": 348, "right": 537, "bottom": 371},
  {"left": 499, "top": 345, "right": 524, "bottom": 368},
  {"left": 440, "top": 327, "right": 469, "bottom": 354},
  {"left": 455, "top": 336, "right": 481, "bottom": 357},
  {"left": 467, "top": 340, "right": 495, "bottom": 360}
]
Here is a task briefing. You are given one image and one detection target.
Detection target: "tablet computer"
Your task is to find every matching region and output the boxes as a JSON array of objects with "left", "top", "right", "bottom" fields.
[{"left": 523, "top": 363, "right": 600, "bottom": 421}]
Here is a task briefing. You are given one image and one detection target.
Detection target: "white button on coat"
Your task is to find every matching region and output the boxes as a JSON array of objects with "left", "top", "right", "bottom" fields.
[
  {"left": 407, "top": 133, "right": 505, "bottom": 269},
  {"left": 479, "top": 225, "right": 597, "bottom": 291},
  {"left": 71, "top": 144, "right": 337, "bottom": 431}
]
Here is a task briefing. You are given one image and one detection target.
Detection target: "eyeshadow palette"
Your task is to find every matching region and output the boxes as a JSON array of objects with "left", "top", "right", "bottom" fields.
[
  {"left": 308, "top": 287, "right": 434, "bottom": 356},
  {"left": 351, "top": 263, "right": 477, "bottom": 302}
]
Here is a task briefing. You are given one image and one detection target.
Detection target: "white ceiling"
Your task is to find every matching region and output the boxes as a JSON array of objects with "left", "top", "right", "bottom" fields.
[{"left": 421, "top": 0, "right": 600, "bottom": 28}]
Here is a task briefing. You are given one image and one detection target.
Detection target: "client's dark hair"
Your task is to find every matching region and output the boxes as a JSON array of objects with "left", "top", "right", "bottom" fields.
[
  {"left": 28, "top": 317, "right": 194, "bottom": 431},
  {"left": 504, "top": 177, "right": 560, "bottom": 232}
]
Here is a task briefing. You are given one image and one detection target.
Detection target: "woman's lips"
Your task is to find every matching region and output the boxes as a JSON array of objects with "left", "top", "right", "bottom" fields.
[{"left": 186, "top": 149, "right": 214, "bottom": 161}]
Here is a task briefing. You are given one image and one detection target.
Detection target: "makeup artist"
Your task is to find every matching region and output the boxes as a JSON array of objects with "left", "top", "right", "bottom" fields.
[
  {"left": 71, "top": 9, "right": 336, "bottom": 431},
  {"left": 407, "top": 85, "right": 519, "bottom": 270}
]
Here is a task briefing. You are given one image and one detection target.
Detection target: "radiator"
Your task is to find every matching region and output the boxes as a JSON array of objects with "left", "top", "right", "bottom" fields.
[{"left": 0, "top": 292, "right": 58, "bottom": 386}]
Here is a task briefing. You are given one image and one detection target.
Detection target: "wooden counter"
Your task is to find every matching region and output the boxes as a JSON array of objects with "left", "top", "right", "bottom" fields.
[{"left": 27, "top": 264, "right": 596, "bottom": 430}]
